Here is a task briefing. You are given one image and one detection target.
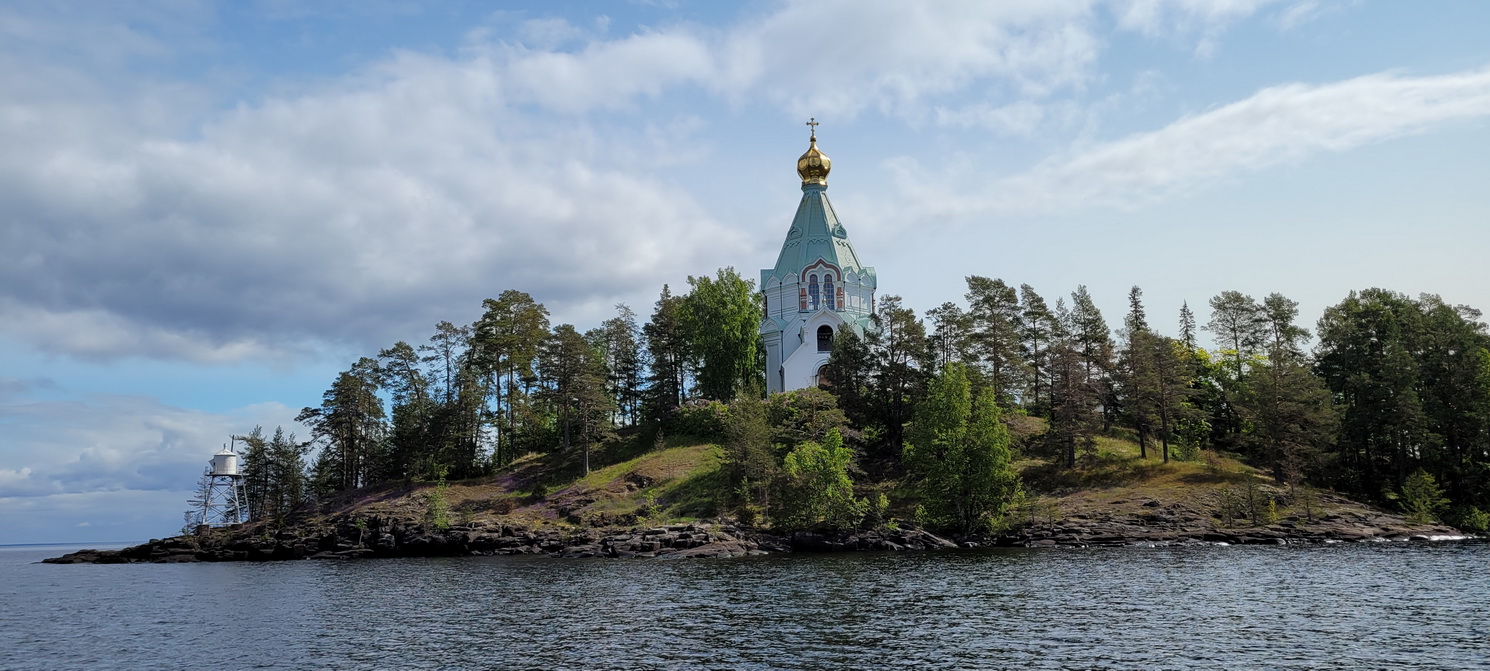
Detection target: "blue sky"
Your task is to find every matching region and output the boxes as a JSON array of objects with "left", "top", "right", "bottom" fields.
[{"left": 4, "top": 0, "right": 1489, "bottom": 544}]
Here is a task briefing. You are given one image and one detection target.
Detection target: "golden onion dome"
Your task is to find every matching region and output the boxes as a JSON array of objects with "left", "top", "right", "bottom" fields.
[{"left": 797, "top": 118, "right": 831, "bottom": 186}]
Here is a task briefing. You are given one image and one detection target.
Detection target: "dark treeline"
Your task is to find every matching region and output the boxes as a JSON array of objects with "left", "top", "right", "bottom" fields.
[
  {"left": 826, "top": 279, "right": 1489, "bottom": 530},
  {"left": 239, "top": 269, "right": 1490, "bottom": 532},
  {"left": 238, "top": 268, "right": 759, "bottom": 521}
]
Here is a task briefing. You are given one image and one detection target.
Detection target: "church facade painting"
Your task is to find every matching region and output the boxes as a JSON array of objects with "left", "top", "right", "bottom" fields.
[{"left": 760, "top": 120, "right": 877, "bottom": 394}]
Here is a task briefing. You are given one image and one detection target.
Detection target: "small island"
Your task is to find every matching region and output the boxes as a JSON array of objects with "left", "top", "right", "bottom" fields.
[{"left": 48, "top": 129, "right": 1483, "bottom": 565}]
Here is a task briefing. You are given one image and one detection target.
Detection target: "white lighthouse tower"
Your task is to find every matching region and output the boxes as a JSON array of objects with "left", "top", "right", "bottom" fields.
[{"left": 192, "top": 443, "right": 248, "bottom": 527}]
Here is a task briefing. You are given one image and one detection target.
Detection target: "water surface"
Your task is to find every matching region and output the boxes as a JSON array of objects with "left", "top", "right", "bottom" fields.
[{"left": 3, "top": 542, "right": 1487, "bottom": 669}]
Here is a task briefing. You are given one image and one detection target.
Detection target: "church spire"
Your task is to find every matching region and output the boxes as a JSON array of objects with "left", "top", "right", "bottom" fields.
[{"left": 796, "top": 117, "right": 831, "bottom": 187}]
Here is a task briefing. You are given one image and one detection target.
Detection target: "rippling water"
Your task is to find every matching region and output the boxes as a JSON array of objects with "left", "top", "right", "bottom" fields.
[{"left": 4, "top": 541, "right": 1488, "bottom": 670}]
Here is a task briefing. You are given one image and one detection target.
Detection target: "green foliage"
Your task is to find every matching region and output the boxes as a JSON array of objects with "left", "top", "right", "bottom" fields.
[
  {"left": 670, "top": 398, "right": 732, "bottom": 440},
  {"left": 638, "top": 490, "right": 659, "bottom": 524},
  {"left": 680, "top": 267, "right": 761, "bottom": 401},
  {"left": 298, "top": 357, "right": 386, "bottom": 493},
  {"left": 904, "top": 364, "right": 1023, "bottom": 534},
  {"left": 964, "top": 276, "right": 1027, "bottom": 405},
  {"left": 425, "top": 468, "right": 451, "bottom": 531},
  {"left": 774, "top": 429, "right": 863, "bottom": 530},
  {"left": 1401, "top": 468, "right": 1449, "bottom": 525},
  {"left": 1317, "top": 290, "right": 1490, "bottom": 513},
  {"left": 642, "top": 284, "right": 691, "bottom": 417},
  {"left": 764, "top": 388, "right": 849, "bottom": 447},
  {"left": 827, "top": 295, "right": 934, "bottom": 465},
  {"left": 1216, "top": 486, "right": 1245, "bottom": 527},
  {"left": 911, "top": 504, "right": 929, "bottom": 528},
  {"left": 722, "top": 398, "right": 775, "bottom": 509},
  {"left": 540, "top": 323, "right": 615, "bottom": 475},
  {"left": 863, "top": 492, "right": 891, "bottom": 529},
  {"left": 1452, "top": 506, "right": 1489, "bottom": 534},
  {"left": 471, "top": 290, "right": 551, "bottom": 468}
]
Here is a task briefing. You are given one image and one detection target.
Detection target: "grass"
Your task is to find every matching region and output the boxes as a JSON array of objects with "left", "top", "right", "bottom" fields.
[
  {"left": 305, "top": 420, "right": 1399, "bottom": 535},
  {"left": 539, "top": 442, "right": 726, "bottom": 525}
]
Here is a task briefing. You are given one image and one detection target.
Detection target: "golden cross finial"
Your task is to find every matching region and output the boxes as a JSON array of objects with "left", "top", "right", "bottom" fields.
[{"left": 806, "top": 117, "right": 819, "bottom": 141}]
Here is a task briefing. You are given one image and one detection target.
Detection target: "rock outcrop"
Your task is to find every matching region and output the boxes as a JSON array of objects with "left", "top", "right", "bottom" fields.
[
  {"left": 44, "top": 518, "right": 780, "bottom": 564},
  {"left": 43, "top": 502, "right": 1466, "bottom": 564}
]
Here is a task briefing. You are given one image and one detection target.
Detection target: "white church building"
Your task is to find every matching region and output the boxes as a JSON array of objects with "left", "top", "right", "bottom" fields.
[{"left": 760, "top": 122, "right": 877, "bottom": 394}]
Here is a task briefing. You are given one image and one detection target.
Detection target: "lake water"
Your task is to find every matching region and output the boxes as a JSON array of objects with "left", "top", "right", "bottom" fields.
[{"left": 3, "top": 541, "right": 1488, "bottom": 670}]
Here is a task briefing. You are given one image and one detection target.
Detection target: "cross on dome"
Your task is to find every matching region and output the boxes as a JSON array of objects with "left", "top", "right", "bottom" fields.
[{"left": 797, "top": 117, "right": 831, "bottom": 186}]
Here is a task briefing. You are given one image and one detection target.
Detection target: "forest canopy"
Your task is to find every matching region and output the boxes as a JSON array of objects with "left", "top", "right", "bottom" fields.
[{"left": 234, "top": 270, "right": 1490, "bottom": 534}]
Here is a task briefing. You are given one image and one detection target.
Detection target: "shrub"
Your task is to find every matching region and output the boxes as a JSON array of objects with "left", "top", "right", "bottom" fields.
[
  {"left": 668, "top": 398, "right": 731, "bottom": 440},
  {"left": 773, "top": 428, "right": 863, "bottom": 530},
  {"left": 1452, "top": 506, "right": 1490, "bottom": 534},
  {"left": 1401, "top": 468, "right": 1449, "bottom": 525}
]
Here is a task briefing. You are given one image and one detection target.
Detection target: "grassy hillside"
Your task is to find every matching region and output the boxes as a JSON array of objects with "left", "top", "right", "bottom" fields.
[
  {"left": 298, "top": 418, "right": 1411, "bottom": 538},
  {"left": 309, "top": 433, "right": 728, "bottom": 530}
]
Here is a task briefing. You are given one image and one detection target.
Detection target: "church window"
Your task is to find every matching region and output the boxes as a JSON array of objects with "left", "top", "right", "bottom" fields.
[
  {"left": 808, "top": 274, "right": 819, "bottom": 310},
  {"left": 817, "top": 325, "right": 833, "bottom": 352},
  {"left": 823, "top": 275, "right": 835, "bottom": 310}
]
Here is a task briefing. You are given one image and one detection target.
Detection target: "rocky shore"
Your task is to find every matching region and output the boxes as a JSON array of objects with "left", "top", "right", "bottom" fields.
[
  {"left": 1010, "top": 497, "right": 1465, "bottom": 548},
  {"left": 41, "top": 516, "right": 963, "bottom": 564},
  {"left": 43, "top": 501, "right": 1465, "bottom": 565}
]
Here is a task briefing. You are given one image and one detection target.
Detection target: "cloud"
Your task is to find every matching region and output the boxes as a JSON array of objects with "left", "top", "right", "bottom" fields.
[
  {"left": 0, "top": 39, "right": 742, "bottom": 361},
  {"left": 0, "top": 1, "right": 1297, "bottom": 362},
  {"left": 0, "top": 488, "right": 192, "bottom": 544},
  {"left": 1113, "top": 0, "right": 1285, "bottom": 58},
  {"left": 717, "top": 1, "right": 1102, "bottom": 117},
  {"left": 1273, "top": 0, "right": 1352, "bottom": 32},
  {"left": 0, "top": 392, "right": 300, "bottom": 498},
  {"left": 890, "top": 67, "right": 1490, "bottom": 219},
  {"left": 0, "top": 376, "right": 59, "bottom": 402},
  {"left": 935, "top": 100, "right": 1058, "bottom": 137}
]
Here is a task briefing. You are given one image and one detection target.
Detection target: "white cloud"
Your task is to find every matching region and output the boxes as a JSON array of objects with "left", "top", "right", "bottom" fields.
[
  {"left": 0, "top": 41, "right": 742, "bottom": 360},
  {"left": 891, "top": 68, "right": 1490, "bottom": 219},
  {"left": 0, "top": 488, "right": 192, "bottom": 543},
  {"left": 717, "top": 0, "right": 1102, "bottom": 117},
  {"left": 0, "top": 393, "right": 300, "bottom": 498},
  {"left": 0, "top": 0, "right": 1325, "bottom": 362},
  {"left": 935, "top": 100, "right": 1051, "bottom": 137},
  {"left": 1273, "top": 0, "right": 1352, "bottom": 32},
  {"left": 1114, "top": 0, "right": 1285, "bottom": 57}
]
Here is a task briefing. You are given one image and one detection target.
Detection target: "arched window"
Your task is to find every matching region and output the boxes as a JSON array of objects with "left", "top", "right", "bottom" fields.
[
  {"left": 815, "top": 364, "right": 830, "bottom": 387},
  {"left": 808, "top": 274, "right": 819, "bottom": 310},
  {"left": 817, "top": 325, "right": 833, "bottom": 352},
  {"left": 823, "top": 275, "right": 835, "bottom": 310}
]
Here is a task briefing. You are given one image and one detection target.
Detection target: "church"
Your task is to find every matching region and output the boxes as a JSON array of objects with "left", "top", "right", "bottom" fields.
[{"left": 760, "top": 121, "right": 877, "bottom": 394}]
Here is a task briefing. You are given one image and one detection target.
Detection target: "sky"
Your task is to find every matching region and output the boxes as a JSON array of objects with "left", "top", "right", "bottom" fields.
[{"left": 3, "top": 0, "right": 1489, "bottom": 544}]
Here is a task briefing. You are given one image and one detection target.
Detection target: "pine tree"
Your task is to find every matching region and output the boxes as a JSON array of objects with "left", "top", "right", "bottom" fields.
[
  {"left": 1236, "top": 293, "right": 1336, "bottom": 481},
  {"left": 297, "top": 357, "right": 385, "bottom": 493},
  {"left": 1047, "top": 297, "right": 1100, "bottom": 468},
  {"left": 643, "top": 284, "right": 692, "bottom": 418},
  {"left": 926, "top": 301, "right": 970, "bottom": 371},
  {"left": 378, "top": 341, "right": 433, "bottom": 479},
  {"left": 540, "top": 324, "right": 614, "bottom": 475},
  {"left": 1019, "top": 284, "right": 1058, "bottom": 415},
  {"left": 1119, "top": 286, "right": 1155, "bottom": 458},
  {"left": 1070, "top": 285, "right": 1115, "bottom": 430},
  {"left": 471, "top": 291, "right": 550, "bottom": 467},
  {"left": 868, "top": 295, "right": 934, "bottom": 462},
  {"left": 965, "top": 276, "right": 1026, "bottom": 405},
  {"left": 596, "top": 304, "right": 645, "bottom": 426},
  {"left": 1179, "top": 301, "right": 1198, "bottom": 352}
]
